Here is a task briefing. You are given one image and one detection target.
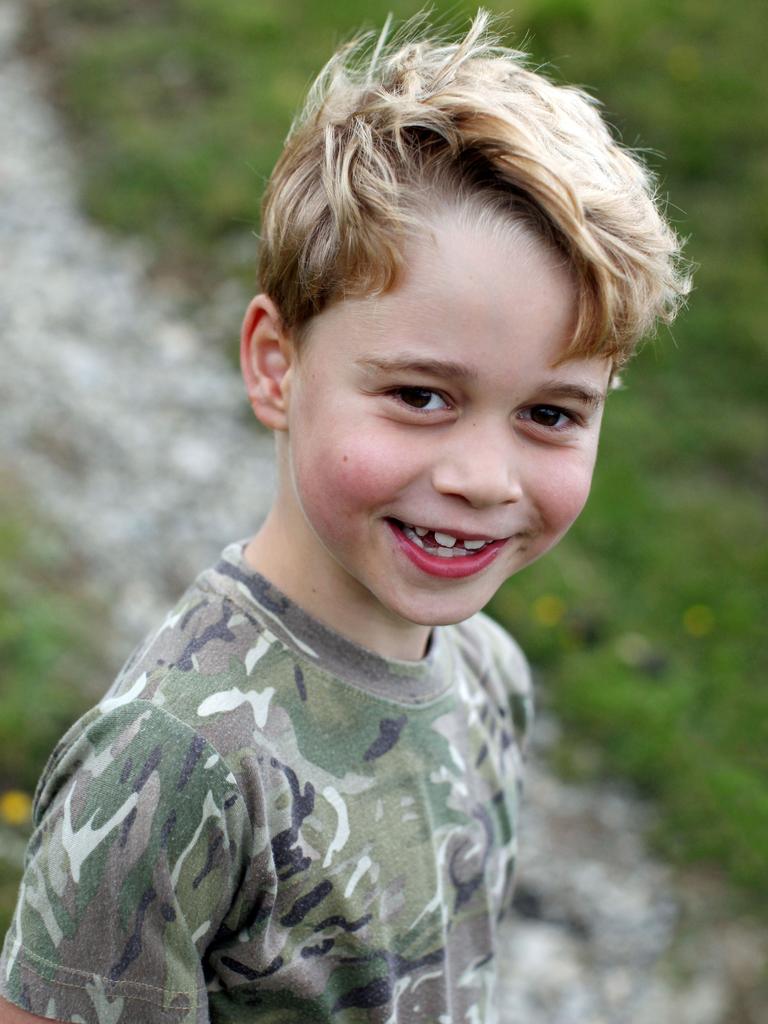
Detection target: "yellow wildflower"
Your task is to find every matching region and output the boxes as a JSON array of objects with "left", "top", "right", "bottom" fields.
[
  {"left": 532, "top": 594, "right": 565, "bottom": 627},
  {"left": 683, "top": 604, "right": 715, "bottom": 637},
  {"left": 0, "top": 789, "right": 32, "bottom": 826}
]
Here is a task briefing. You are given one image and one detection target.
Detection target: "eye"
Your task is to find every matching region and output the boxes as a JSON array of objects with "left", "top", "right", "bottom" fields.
[
  {"left": 526, "top": 405, "right": 573, "bottom": 429},
  {"left": 393, "top": 387, "right": 449, "bottom": 412}
]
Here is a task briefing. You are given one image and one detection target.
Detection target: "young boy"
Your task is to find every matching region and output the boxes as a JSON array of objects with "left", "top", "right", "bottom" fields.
[{"left": 0, "top": 12, "right": 688, "bottom": 1024}]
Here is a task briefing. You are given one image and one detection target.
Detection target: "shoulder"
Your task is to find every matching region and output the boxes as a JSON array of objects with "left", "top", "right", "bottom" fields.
[
  {"left": 109, "top": 562, "right": 270, "bottom": 693},
  {"left": 101, "top": 561, "right": 304, "bottom": 746},
  {"left": 449, "top": 610, "right": 532, "bottom": 698},
  {"left": 33, "top": 698, "right": 251, "bottom": 843},
  {"left": 447, "top": 611, "right": 534, "bottom": 753}
]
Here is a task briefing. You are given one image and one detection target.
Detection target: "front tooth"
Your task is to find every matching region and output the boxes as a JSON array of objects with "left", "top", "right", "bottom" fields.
[
  {"left": 434, "top": 531, "right": 457, "bottom": 547},
  {"left": 464, "top": 539, "right": 487, "bottom": 550},
  {"left": 437, "top": 547, "right": 453, "bottom": 558},
  {"left": 414, "top": 526, "right": 428, "bottom": 537}
]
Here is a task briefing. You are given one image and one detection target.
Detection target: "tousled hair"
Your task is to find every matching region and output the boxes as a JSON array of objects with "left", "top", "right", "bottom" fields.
[{"left": 258, "top": 10, "right": 690, "bottom": 366}]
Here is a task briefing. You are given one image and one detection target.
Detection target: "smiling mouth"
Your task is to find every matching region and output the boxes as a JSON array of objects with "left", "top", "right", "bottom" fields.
[
  {"left": 387, "top": 518, "right": 509, "bottom": 579},
  {"left": 388, "top": 519, "right": 504, "bottom": 558}
]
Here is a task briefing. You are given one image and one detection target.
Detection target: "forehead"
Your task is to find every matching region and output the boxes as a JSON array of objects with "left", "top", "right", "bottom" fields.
[{"left": 305, "top": 210, "right": 582, "bottom": 373}]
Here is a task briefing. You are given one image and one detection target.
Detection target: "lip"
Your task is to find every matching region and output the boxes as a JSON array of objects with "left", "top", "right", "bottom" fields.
[{"left": 387, "top": 519, "right": 508, "bottom": 579}]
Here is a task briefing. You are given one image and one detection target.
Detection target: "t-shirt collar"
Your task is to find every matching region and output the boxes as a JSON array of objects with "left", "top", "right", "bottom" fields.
[{"left": 202, "top": 540, "right": 454, "bottom": 705}]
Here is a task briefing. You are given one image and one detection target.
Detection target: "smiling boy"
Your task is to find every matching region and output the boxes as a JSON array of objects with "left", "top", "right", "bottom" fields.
[
  {"left": 241, "top": 211, "right": 610, "bottom": 663},
  {"left": 0, "top": 12, "right": 688, "bottom": 1024}
]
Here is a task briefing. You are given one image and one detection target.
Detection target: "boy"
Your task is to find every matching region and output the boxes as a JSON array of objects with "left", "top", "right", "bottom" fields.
[{"left": 0, "top": 11, "right": 688, "bottom": 1023}]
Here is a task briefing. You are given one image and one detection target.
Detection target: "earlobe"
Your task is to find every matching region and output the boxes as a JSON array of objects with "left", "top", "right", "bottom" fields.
[{"left": 240, "top": 295, "right": 293, "bottom": 431}]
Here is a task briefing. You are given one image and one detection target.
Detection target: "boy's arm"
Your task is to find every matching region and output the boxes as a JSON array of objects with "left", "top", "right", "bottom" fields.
[
  {"left": 0, "top": 994, "right": 56, "bottom": 1022},
  {"left": 0, "top": 700, "right": 258, "bottom": 1023}
]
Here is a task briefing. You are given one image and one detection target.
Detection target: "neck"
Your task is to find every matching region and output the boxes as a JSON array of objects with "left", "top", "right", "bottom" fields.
[{"left": 244, "top": 508, "right": 432, "bottom": 662}]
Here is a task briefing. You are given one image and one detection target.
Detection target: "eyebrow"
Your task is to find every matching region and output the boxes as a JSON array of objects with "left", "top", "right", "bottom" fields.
[
  {"left": 357, "top": 357, "right": 606, "bottom": 409},
  {"left": 356, "top": 355, "right": 479, "bottom": 383},
  {"left": 539, "top": 381, "right": 607, "bottom": 410}
]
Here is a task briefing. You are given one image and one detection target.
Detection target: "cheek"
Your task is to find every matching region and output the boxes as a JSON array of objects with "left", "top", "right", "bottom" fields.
[
  {"left": 291, "top": 427, "right": 409, "bottom": 540},
  {"left": 535, "top": 454, "right": 597, "bottom": 536}
]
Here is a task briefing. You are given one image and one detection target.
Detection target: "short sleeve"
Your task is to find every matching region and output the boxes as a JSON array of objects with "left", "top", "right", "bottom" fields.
[{"left": 0, "top": 701, "right": 253, "bottom": 1023}]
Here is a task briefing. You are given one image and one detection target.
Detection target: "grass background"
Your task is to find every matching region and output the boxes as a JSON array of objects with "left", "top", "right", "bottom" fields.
[{"left": 2, "top": 0, "right": 766, "bottom": 940}]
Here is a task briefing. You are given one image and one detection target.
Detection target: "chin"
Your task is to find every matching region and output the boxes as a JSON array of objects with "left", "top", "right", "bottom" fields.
[{"left": 388, "top": 593, "right": 491, "bottom": 629}]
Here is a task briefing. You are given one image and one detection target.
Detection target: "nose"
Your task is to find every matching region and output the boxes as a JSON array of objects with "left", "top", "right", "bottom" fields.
[{"left": 430, "top": 421, "right": 523, "bottom": 509}]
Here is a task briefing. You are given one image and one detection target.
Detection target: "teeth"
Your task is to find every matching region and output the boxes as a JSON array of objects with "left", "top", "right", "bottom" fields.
[
  {"left": 403, "top": 525, "right": 425, "bottom": 549},
  {"left": 400, "top": 520, "right": 494, "bottom": 557}
]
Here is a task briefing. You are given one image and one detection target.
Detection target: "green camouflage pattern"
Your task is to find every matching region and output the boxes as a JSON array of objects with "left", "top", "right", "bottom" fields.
[{"left": 1, "top": 541, "right": 533, "bottom": 1023}]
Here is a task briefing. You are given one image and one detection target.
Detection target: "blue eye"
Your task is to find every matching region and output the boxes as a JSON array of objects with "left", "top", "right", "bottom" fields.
[{"left": 395, "top": 387, "right": 449, "bottom": 411}]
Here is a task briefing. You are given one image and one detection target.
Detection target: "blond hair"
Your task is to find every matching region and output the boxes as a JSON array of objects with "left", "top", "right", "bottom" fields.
[{"left": 258, "top": 11, "right": 690, "bottom": 366}]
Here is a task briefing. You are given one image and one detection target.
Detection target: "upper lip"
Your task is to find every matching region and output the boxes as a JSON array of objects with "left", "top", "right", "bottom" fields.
[{"left": 391, "top": 517, "right": 509, "bottom": 543}]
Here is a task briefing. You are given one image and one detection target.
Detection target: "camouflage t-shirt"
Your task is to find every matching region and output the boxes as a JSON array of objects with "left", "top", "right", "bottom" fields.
[{"left": 1, "top": 540, "right": 533, "bottom": 1024}]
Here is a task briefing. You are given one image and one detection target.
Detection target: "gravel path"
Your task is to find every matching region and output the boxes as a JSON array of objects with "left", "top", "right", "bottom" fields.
[
  {"left": 0, "top": 0, "right": 275, "bottom": 645},
  {"left": 0, "top": 2, "right": 755, "bottom": 1020}
]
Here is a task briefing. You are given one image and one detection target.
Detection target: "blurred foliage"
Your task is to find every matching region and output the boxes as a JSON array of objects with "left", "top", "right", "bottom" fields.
[
  {"left": 12, "top": 0, "right": 768, "bottom": 915},
  {"left": 0, "top": 478, "right": 106, "bottom": 792},
  {"left": 0, "top": 470, "right": 109, "bottom": 935}
]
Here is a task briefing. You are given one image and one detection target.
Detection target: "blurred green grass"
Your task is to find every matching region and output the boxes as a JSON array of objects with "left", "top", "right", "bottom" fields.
[
  {"left": 0, "top": 472, "right": 110, "bottom": 934},
  {"left": 6, "top": 0, "right": 766, "bottom": 922}
]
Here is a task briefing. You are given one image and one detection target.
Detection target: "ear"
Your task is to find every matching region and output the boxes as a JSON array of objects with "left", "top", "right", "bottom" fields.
[{"left": 240, "top": 295, "right": 294, "bottom": 431}]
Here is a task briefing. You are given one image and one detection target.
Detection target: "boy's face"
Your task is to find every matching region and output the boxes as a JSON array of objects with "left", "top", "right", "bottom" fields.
[{"left": 245, "top": 212, "right": 611, "bottom": 658}]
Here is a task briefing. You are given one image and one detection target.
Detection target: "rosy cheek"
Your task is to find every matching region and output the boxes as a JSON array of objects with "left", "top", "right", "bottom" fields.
[
  {"left": 292, "top": 433, "right": 405, "bottom": 537},
  {"left": 342, "top": 434, "right": 404, "bottom": 498},
  {"left": 538, "top": 459, "right": 596, "bottom": 537}
]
